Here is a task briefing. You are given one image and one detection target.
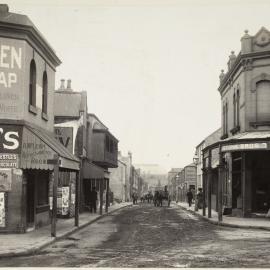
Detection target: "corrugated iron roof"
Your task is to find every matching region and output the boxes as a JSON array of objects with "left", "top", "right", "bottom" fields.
[{"left": 26, "top": 123, "right": 79, "bottom": 163}]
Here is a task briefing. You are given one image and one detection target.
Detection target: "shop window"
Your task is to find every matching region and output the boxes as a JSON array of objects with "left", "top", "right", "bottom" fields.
[
  {"left": 42, "top": 71, "right": 48, "bottom": 119},
  {"left": 29, "top": 60, "right": 37, "bottom": 114}
]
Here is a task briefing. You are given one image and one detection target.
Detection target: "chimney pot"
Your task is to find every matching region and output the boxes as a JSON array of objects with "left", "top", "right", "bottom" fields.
[
  {"left": 0, "top": 4, "right": 9, "bottom": 14},
  {"left": 67, "top": 79, "right": 72, "bottom": 90},
  {"left": 60, "top": 79, "right": 65, "bottom": 90}
]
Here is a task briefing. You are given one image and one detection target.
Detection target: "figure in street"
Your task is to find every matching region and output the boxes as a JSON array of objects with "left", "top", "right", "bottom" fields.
[
  {"left": 89, "top": 186, "right": 98, "bottom": 213},
  {"left": 186, "top": 189, "right": 193, "bottom": 207},
  {"left": 196, "top": 188, "right": 203, "bottom": 209}
]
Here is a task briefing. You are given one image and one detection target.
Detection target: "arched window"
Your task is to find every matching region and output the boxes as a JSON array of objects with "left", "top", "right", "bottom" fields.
[
  {"left": 29, "top": 60, "right": 36, "bottom": 107},
  {"left": 42, "top": 71, "right": 48, "bottom": 114}
]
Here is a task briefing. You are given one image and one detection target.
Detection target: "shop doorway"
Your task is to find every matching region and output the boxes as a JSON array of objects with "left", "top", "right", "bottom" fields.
[{"left": 26, "top": 171, "right": 35, "bottom": 228}]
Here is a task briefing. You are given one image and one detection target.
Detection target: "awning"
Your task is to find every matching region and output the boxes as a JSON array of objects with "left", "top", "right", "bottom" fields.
[
  {"left": 83, "top": 161, "right": 104, "bottom": 179},
  {"left": 20, "top": 123, "right": 80, "bottom": 170},
  {"left": 221, "top": 131, "right": 270, "bottom": 152}
]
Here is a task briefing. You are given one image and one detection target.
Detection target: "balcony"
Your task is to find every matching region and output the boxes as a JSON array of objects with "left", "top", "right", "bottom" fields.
[{"left": 92, "top": 129, "right": 118, "bottom": 168}]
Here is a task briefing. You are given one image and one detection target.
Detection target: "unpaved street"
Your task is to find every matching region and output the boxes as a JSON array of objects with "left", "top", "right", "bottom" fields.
[{"left": 1, "top": 204, "right": 270, "bottom": 267}]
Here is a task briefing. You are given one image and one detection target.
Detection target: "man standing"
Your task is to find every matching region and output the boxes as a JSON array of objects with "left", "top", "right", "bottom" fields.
[
  {"left": 186, "top": 189, "right": 193, "bottom": 207},
  {"left": 90, "top": 186, "right": 98, "bottom": 213}
]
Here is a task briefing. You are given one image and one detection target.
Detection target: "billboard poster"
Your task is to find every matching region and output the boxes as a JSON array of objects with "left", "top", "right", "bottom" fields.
[
  {"left": 54, "top": 127, "right": 73, "bottom": 154},
  {"left": 0, "top": 169, "right": 12, "bottom": 192},
  {"left": 0, "top": 154, "right": 18, "bottom": 168},
  {"left": 57, "top": 187, "right": 70, "bottom": 216},
  {"left": 0, "top": 192, "right": 5, "bottom": 227}
]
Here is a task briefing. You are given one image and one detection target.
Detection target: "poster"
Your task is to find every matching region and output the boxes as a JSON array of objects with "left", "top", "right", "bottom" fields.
[
  {"left": 0, "top": 192, "right": 5, "bottom": 227},
  {"left": 0, "top": 169, "right": 12, "bottom": 191},
  {"left": 57, "top": 187, "right": 70, "bottom": 216}
]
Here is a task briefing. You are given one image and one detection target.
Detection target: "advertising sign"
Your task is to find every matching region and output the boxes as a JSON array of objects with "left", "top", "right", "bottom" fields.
[
  {"left": 0, "top": 38, "right": 24, "bottom": 118},
  {"left": 221, "top": 142, "right": 268, "bottom": 152},
  {"left": 20, "top": 127, "right": 55, "bottom": 169},
  {"left": 0, "top": 192, "right": 5, "bottom": 227},
  {"left": 0, "top": 125, "right": 22, "bottom": 154},
  {"left": 57, "top": 187, "right": 70, "bottom": 216},
  {"left": 54, "top": 127, "right": 73, "bottom": 154},
  {"left": 0, "top": 169, "right": 12, "bottom": 191},
  {"left": 0, "top": 154, "right": 18, "bottom": 168}
]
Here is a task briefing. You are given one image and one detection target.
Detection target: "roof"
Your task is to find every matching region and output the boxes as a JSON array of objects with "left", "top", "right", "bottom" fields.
[
  {"left": 26, "top": 123, "right": 79, "bottom": 165},
  {"left": 0, "top": 5, "right": 61, "bottom": 66},
  {"left": 168, "top": 168, "right": 183, "bottom": 173},
  {"left": 223, "top": 131, "right": 270, "bottom": 141},
  {"left": 204, "top": 128, "right": 222, "bottom": 147},
  {"left": 54, "top": 91, "right": 83, "bottom": 118},
  {"left": 88, "top": 113, "right": 108, "bottom": 130}
]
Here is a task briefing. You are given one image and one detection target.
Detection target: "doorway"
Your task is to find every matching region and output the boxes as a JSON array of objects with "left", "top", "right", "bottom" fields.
[{"left": 26, "top": 171, "right": 35, "bottom": 228}]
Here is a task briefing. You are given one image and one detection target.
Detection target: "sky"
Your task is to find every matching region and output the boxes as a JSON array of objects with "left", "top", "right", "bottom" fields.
[{"left": 4, "top": 0, "right": 270, "bottom": 172}]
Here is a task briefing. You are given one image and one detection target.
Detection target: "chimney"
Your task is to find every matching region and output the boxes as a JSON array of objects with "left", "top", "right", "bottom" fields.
[
  {"left": 0, "top": 4, "right": 9, "bottom": 14},
  {"left": 59, "top": 79, "right": 65, "bottom": 90},
  {"left": 66, "top": 79, "right": 72, "bottom": 91}
]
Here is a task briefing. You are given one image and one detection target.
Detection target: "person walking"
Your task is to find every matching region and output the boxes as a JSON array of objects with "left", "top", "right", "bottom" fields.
[
  {"left": 186, "top": 189, "right": 193, "bottom": 207},
  {"left": 89, "top": 186, "right": 98, "bottom": 213},
  {"left": 196, "top": 188, "right": 203, "bottom": 209}
]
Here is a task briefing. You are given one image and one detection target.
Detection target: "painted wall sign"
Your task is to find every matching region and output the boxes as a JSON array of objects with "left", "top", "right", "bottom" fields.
[
  {"left": 20, "top": 127, "right": 55, "bottom": 169},
  {"left": 54, "top": 127, "right": 73, "bottom": 154},
  {"left": 0, "top": 192, "right": 5, "bottom": 227},
  {"left": 0, "top": 154, "right": 18, "bottom": 168},
  {"left": 0, "top": 125, "right": 22, "bottom": 154},
  {"left": 221, "top": 142, "right": 268, "bottom": 152},
  {"left": 0, "top": 38, "right": 24, "bottom": 118},
  {"left": 0, "top": 169, "right": 12, "bottom": 191}
]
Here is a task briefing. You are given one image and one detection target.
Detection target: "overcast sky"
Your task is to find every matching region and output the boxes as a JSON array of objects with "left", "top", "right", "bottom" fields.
[{"left": 4, "top": 0, "right": 270, "bottom": 172}]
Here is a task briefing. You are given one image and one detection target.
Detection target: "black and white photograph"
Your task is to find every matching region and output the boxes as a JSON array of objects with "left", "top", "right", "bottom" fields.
[{"left": 1, "top": 0, "right": 270, "bottom": 268}]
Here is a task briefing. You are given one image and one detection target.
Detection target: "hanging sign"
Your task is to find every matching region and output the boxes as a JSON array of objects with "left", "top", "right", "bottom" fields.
[
  {"left": 0, "top": 192, "right": 5, "bottom": 227},
  {"left": 0, "top": 169, "right": 12, "bottom": 191}
]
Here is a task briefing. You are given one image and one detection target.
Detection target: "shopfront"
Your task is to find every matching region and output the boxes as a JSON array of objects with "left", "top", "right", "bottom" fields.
[{"left": 0, "top": 121, "right": 79, "bottom": 233}]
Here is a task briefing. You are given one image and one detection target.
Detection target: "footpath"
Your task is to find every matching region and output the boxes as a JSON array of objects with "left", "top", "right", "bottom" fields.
[
  {"left": 0, "top": 202, "right": 132, "bottom": 258},
  {"left": 175, "top": 201, "right": 270, "bottom": 231}
]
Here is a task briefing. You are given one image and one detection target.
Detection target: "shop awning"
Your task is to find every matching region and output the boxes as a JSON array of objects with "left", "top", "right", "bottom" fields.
[
  {"left": 20, "top": 123, "right": 80, "bottom": 171},
  {"left": 221, "top": 131, "right": 270, "bottom": 152},
  {"left": 83, "top": 161, "right": 104, "bottom": 179}
]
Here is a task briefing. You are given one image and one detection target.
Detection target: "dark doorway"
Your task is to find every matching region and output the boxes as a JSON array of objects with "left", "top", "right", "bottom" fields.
[
  {"left": 232, "top": 152, "right": 242, "bottom": 209},
  {"left": 26, "top": 171, "right": 35, "bottom": 227}
]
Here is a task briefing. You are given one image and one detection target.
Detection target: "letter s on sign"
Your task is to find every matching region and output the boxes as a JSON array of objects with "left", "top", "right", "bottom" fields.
[{"left": 4, "top": 131, "right": 19, "bottom": 150}]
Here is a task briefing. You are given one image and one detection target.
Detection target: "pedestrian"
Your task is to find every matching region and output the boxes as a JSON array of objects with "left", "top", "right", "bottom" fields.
[
  {"left": 132, "top": 192, "right": 136, "bottom": 205},
  {"left": 89, "top": 186, "right": 97, "bottom": 213},
  {"left": 186, "top": 189, "right": 193, "bottom": 207},
  {"left": 196, "top": 188, "right": 203, "bottom": 209}
]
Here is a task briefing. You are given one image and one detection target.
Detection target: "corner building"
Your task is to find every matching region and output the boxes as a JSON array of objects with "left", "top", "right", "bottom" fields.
[
  {"left": 0, "top": 5, "right": 79, "bottom": 232},
  {"left": 204, "top": 27, "right": 270, "bottom": 218}
]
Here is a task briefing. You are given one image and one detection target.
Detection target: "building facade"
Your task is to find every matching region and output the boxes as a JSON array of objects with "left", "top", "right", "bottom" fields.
[
  {"left": 204, "top": 27, "right": 270, "bottom": 218},
  {"left": 0, "top": 5, "right": 79, "bottom": 233}
]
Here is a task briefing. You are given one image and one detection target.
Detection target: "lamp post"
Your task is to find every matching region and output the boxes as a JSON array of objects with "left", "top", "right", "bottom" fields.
[{"left": 193, "top": 152, "right": 199, "bottom": 211}]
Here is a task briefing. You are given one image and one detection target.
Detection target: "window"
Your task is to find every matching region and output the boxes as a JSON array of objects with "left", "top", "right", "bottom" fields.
[
  {"left": 236, "top": 89, "right": 240, "bottom": 126},
  {"left": 29, "top": 60, "right": 36, "bottom": 107},
  {"left": 42, "top": 71, "right": 48, "bottom": 114},
  {"left": 233, "top": 92, "right": 236, "bottom": 127},
  {"left": 225, "top": 102, "right": 228, "bottom": 134}
]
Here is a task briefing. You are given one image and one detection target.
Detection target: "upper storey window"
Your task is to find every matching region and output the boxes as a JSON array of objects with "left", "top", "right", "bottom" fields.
[
  {"left": 42, "top": 71, "right": 48, "bottom": 115},
  {"left": 29, "top": 60, "right": 37, "bottom": 114},
  {"left": 256, "top": 80, "right": 270, "bottom": 121}
]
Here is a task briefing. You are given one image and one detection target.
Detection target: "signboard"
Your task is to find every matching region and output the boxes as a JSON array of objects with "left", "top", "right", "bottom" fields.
[
  {"left": 57, "top": 187, "right": 70, "bottom": 216},
  {"left": 0, "top": 192, "right": 5, "bottom": 227},
  {"left": 221, "top": 142, "right": 268, "bottom": 152},
  {"left": 0, "top": 38, "right": 24, "bottom": 118},
  {"left": 0, "top": 125, "right": 22, "bottom": 154},
  {"left": 0, "top": 154, "right": 18, "bottom": 168},
  {"left": 54, "top": 127, "right": 73, "bottom": 154},
  {"left": 0, "top": 169, "right": 12, "bottom": 191},
  {"left": 20, "top": 127, "right": 55, "bottom": 169}
]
